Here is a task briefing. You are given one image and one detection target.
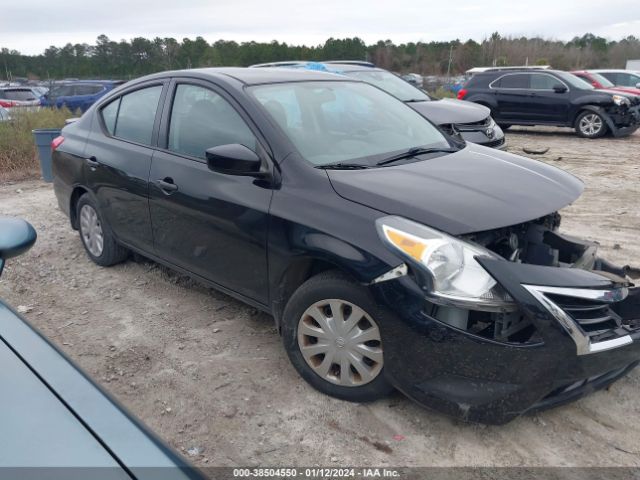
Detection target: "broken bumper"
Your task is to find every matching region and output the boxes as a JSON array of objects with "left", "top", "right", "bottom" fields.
[
  {"left": 372, "top": 259, "right": 640, "bottom": 424},
  {"left": 609, "top": 104, "right": 640, "bottom": 137}
]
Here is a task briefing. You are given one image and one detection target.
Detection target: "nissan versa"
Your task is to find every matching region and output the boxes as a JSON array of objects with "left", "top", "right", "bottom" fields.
[{"left": 52, "top": 68, "right": 640, "bottom": 424}]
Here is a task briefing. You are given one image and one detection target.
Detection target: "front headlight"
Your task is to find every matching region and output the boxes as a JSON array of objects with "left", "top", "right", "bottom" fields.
[
  {"left": 612, "top": 95, "right": 630, "bottom": 107},
  {"left": 376, "top": 216, "right": 515, "bottom": 311}
]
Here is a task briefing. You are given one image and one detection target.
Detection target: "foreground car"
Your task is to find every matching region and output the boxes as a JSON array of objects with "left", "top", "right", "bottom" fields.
[
  {"left": 251, "top": 61, "right": 506, "bottom": 149},
  {"left": 460, "top": 68, "right": 640, "bottom": 138},
  {"left": 0, "top": 217, "right": 203, "bottom": 478},
  {"left": 52, "top": 67, "right": 640, "bottom": 424}
]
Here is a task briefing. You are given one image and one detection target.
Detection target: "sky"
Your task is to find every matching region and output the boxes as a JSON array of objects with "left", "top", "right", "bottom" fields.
[{"left": 3, "top": 0, "right": 640, "bottom": 55}]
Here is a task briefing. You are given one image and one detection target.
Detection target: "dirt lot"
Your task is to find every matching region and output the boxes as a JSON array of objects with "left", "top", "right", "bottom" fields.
[{"left": 1, "top": 127, "right": 639, "bottom": 468}]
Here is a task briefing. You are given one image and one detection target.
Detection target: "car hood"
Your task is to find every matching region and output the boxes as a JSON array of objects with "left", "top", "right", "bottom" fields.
[
  {"left": 595, "top": 88, "right": 639, "bottom": 99},
  {"left": 408, "top": 99, "right": 490, "bottom": 126},
  {"left": 326, "top": 144, "right": 584, "bottom": 235},
  {"left": 602, "top": 86, "right": 640, "bottom": 96}
]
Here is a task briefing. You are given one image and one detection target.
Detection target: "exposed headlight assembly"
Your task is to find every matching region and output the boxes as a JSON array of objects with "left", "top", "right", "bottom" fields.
[
  {"left": 612, "top": 94, "right": 631, "bottom": 107},
  {"left": 376, "top": 216, "right": 516, "bottom": 312}
]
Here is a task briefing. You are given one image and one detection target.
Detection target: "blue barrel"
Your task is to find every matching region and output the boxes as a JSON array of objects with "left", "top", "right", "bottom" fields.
[{"left": 32, "top": 128, "right": 61, "bottom": 182}]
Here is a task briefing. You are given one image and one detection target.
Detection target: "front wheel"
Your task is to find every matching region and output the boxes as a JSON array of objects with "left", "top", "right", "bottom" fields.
[
  {"left": 575, "top": 110, "right": 608, "bottom": 138},
  {"left": 281, "top": 271, "right": 394, "bottom": 402}
]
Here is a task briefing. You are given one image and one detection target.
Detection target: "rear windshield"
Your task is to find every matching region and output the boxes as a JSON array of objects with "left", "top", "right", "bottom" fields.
[{"left": 3, "top": 90, "right": 37, "bottom": 101}]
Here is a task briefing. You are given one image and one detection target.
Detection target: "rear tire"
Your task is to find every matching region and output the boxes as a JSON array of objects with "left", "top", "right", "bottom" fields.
[
  {"left": 76, "top": 194, "right": 128, "bottom": 266},
  {"left": 575, "top": 110, "right": 608, "bottom": 138},
  {"left": 281, "top": 271, "right": 394, "bottom": 403}
]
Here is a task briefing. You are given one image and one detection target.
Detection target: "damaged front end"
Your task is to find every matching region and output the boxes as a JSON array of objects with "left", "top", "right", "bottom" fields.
[
  {"left": 602, "top": 97, "right": 640, "bottom": 136},
  {"left": 372, "top": 213, "right": 640, "bottom": 424}
]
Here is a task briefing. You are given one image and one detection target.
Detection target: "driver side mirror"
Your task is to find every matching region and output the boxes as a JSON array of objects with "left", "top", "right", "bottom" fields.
[
  {"left": 206, "top": 144, "right": 266, "bottom": 177},
  {"left": 553, "top": 84, "right": 568, "bottom": 93},
  {"left": 0, "top": 217, "right": 37, "bottom": 276}
]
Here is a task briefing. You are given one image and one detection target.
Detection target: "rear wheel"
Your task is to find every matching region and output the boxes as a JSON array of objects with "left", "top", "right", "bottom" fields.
[
  {"left": 281, "top": 271, "right": 394, "bottom": 402},
  {"left": 76, "top": 194, "right": 128, "bottom": 266},
  {"left": 575, "top": 110, "right": 607, "bottom": 138}
]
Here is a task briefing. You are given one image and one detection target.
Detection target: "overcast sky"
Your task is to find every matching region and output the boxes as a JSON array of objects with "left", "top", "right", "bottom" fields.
[{"left": 3, "top": 0, "right": 640, "bottom": 55}]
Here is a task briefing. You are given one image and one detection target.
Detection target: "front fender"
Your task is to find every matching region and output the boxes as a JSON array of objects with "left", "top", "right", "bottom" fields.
[{"left": 574, "top": 104, "right": 617, "bottom": 133}]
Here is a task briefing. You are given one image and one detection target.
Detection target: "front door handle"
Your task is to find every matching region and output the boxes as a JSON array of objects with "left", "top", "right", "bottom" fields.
[
  {"left": 85, "top": 156, "right": 100, "bottom": 169},
  {"left": 156, "top": 178, "right": 178, "bottom": 194}
]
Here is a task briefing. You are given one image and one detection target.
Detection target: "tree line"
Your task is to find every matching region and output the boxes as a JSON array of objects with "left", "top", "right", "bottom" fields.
[{"left": 2, "top": 33, "right": 639, "bottom": 81}]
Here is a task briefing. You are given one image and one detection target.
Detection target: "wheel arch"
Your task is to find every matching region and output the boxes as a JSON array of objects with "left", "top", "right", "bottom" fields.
[
  {"left": 69, "top": 185, "right": 90, "bottom": 230},
  {"left": 270, "top": 250, "right": 391, "bottom": 331},
  {"left": 573, "top": 105, "right": 615, "bottom": 133}
]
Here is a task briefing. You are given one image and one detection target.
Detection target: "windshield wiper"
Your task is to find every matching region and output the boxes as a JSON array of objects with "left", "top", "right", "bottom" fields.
[
  {"left": 376, "top": 147, "right": 458, "bottom": 166},
  {"left": 316, "top": 163, "right": 371, "bottom": 170}
]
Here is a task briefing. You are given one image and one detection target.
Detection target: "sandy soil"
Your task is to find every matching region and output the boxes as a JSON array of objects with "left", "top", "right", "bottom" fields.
[{"left": 0, "top": 128, "right": 639, "bottom": 468}]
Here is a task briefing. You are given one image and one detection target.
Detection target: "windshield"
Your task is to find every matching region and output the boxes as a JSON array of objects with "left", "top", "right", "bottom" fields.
[
  {"left": 589, "top": 72, "right": 614, "bottom": 88},
  {"left": 343, "top": 70, "right": 430, "bottom": 102},
  {"left": 250, "top": 81, "right": 449, "bottom": 166},
  {"left": 556, "top": 72, "right": 594, "bottom": 90}
]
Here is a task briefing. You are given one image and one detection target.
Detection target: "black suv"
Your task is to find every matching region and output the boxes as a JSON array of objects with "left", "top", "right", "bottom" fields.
[{"left": 459, "top": 68, "right": 640, "bottom": 138}]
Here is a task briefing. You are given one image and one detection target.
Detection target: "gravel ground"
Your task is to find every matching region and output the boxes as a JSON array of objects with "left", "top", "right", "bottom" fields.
[{"left": 0, "top": 127, "right": 639, "bottom": 468}]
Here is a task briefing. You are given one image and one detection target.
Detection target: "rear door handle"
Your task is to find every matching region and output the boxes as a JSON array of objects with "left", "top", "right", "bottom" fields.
[
  {"left": 85, "top": 156, "right": 100, "bottom": 169},
  {"left": 156, "top": 178, "right": 178, "bottom": 194}
]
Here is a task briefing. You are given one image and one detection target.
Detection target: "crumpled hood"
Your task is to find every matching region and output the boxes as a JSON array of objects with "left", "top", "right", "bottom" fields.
[
  {"left": 409, "top": 99, "right": 490, "bottom": 126},
  {"left": 327, "top": 144, "right": 584, "bottom": 235}
]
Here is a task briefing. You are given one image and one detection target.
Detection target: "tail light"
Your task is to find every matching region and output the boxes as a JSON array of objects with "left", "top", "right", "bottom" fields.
[
  {"left": 51, "top": 136, "right": 65, "bottom": 151},
  {"left": 0, "top": 100, "right": 16, "bottom": 108},
  {"left": 457, "top": 88, "right": 468, "bottom": 100}
]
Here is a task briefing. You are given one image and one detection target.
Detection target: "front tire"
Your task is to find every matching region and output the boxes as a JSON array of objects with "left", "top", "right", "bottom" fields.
[
  {"left": 575, "top": 110, "right": 608, "bottom": 138},
  {"left": 281, "top": 271, "right": 394, "bottom": 402},
  {"left": 76, "top": 194, "right": 128, "bottom": 266}
]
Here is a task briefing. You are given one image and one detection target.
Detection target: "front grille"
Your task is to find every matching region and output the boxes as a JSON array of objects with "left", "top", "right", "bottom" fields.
[
  {"left": 523, "top": 285, "right": 634, "bottom": 355},
  {"left": 455, "top": 117, "right": 492, "bottom": 129},
  {"left": 480, "top": 137, "right": 505, "bottom": 148},
  {"left": 548, "top": 294, "right": 624, "bottom": 342}
]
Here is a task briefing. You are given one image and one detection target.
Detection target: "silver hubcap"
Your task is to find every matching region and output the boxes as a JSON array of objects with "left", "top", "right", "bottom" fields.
[
  {"left": 80, "top": 204, "right": 104, "bottom": 257},
  {"left": 579, "top": 114, "right": 603, "bottom": 136},
  {"left": 297, "top": 299, "right": 383, "bottom": 387}
]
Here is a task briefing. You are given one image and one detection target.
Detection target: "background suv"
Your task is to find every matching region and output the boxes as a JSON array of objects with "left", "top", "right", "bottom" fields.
[
  {"left": 252, "top": 61, "right": 506, "bottom": 149},
  {"left": 571, "top": 70, "right": 640, "bottom": 96},
  {"left": 460, "top": 68, "right": 640, "bottom": 138},
  {"left": 41, "top": 80, "right": 125, "bottom": 112},
  {"left": 590, "top": 70, "right": 640, "bottom": 89},
  {"left": 0, "top": 86, "right": 43, "bottom": 109}
]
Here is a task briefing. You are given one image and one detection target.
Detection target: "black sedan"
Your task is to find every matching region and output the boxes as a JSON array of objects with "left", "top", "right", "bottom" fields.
[
  {"left": 0, "top": 217, "right": 204, "bottom": 479},
  {"left": 52, "top": 67, "right": 640, "bottom": 424}
]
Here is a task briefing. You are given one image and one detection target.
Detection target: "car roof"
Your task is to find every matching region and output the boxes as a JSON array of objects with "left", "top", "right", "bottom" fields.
[
  {"left": 250, "top": 60, "right": 381, "bottom": 73},
  {"left": 588, "top": 69, "right": 640, "bottom": 73},
  {"left": 138, "top": 67, "right": 351, "bottom": 85}
]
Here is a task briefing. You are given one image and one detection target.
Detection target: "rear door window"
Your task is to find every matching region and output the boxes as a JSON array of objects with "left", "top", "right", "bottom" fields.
[
  {"left": 167, "top": 84, "right": 257, "bottom": 159},
  {"left": 75, "top": 85, "right": 104, "bottom": 96},
  {"left": 4, "top": 90, "right": 37, "bottom": 101},
  {"left": 101, "top": 85, "right": 163, "bottom": 145},
  {"left": 494, "top": 74, "right": 529, "bottom": 89}
]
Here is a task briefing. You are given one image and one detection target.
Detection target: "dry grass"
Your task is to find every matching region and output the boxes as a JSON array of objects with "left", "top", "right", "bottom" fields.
[{"left": 0, "top": 108, "right": 74, "bottom": 180}]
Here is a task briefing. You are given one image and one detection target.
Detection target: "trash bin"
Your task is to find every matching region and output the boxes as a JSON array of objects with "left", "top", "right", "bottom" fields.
[{"left": 32, "top": 128, "right": 61, "bottom": 182}]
